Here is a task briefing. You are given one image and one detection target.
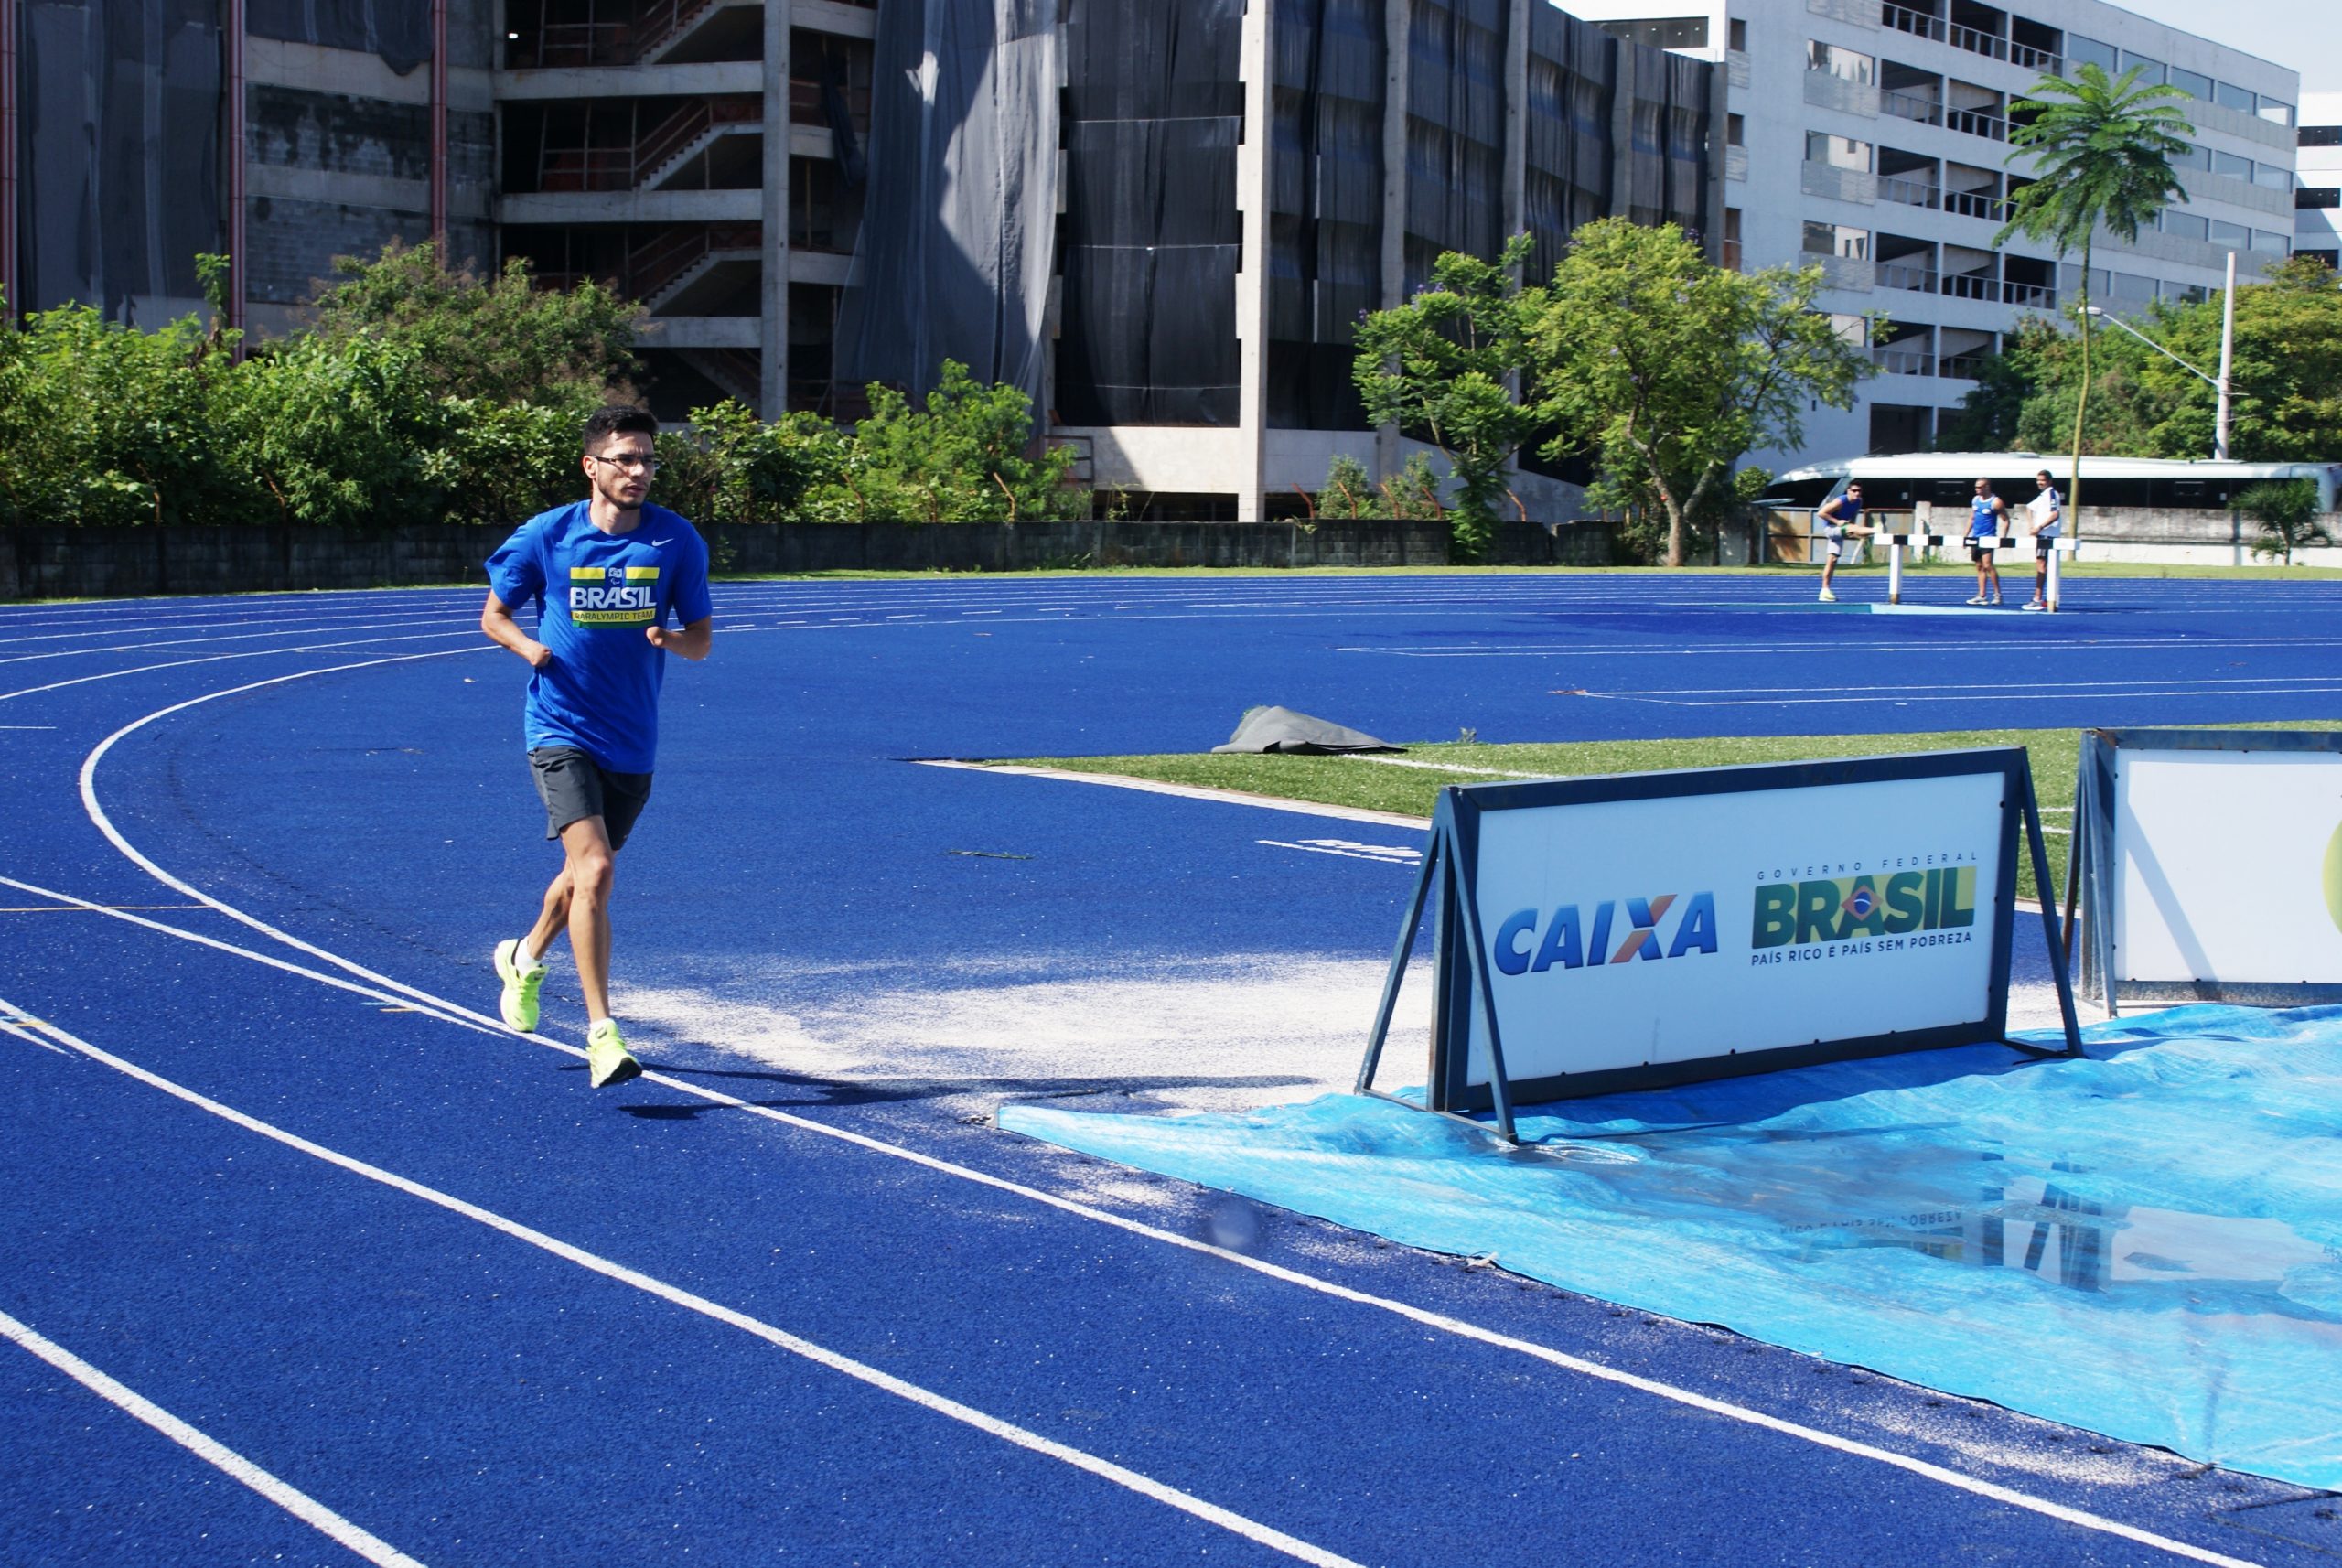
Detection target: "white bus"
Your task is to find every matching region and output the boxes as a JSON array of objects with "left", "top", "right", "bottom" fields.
[{"left": 1766, "top": 454, "right": 2340, "bottom": 517}]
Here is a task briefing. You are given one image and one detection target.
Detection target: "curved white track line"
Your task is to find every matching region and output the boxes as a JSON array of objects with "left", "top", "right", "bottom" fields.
[
  {"left": 3, "top": 1002, "right": 1364, "bottom": 1568},
  {"left": 0, "top": 1303, "right": 428, "bottom": 1567},
  {"left": 68, "top": 624, "right": 2280, "bottom": 1568},
  {"left": 3, "top": 631, "right": 485, "bottom": 703}
]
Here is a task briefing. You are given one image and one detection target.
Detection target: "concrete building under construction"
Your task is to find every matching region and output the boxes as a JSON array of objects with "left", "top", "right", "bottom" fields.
[{"left": 1, "top": 0, "right": 1720, "bottom": 520}]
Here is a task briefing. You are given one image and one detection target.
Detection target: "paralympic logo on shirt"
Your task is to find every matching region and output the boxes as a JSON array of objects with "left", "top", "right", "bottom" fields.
[
  {"left": 1489, "top": 892, "right": 1721, "bottom": 976},
  {"left": 569, "top": 564, "right": 660, "bottom": 625}
]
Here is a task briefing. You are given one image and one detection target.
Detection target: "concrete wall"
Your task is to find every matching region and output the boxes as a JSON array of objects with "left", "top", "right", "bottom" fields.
[{"left": 0, "top": 519, "right": 1622, "bottom": 601}]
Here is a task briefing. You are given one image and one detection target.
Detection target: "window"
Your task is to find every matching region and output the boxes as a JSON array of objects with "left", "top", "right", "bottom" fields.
[
  {"left": 1595, "top": 17, "right": 1709, "bottom": 49},
  {"left": 2302, "top": 125, "right": 2342, "bottom": 148},
  {"left": 2299, "top": 188, "right": 2342, "bottom": 210},
  {"left": 2065, "top": 34, "right": 2115, "bottom": 75},
  {"left": 1727, "top": 113, "right": 1745, "bottom": 147},
  {"left": 2214, "top": 80, "right": 2254, "bottom": 114},
  {"left": 2210, "top": 219, "right": 2249, "bottom": 248},
  {"left": 2172, "top": 142, "right": 2210, "bottom": 171},
  {"left": 1724, "top": 206, "right": 1742, "bottom": 269},
  {"left": 2166, "top": 284, "right": 2209, "bottom": 305},
  {"left": 2166, "top": 67, "right": 2210, "bottom": 101},
  {"left": 2258, "top": 98, "right": 2294, "bottom": 128},
  {"left": 2211, "top": 150, "right": 2253, "bottom": 181},
  {"left": 1806, "top": 41, "right": 1874, "bottom": 85},
  {"left": 2163, "top": 210, "right": 2208, "bottom": 241},
  {"left": 2251, "top": 230, "right": 2291, "bottom": 255},
  {"left": 1729, "top": 17, "right": 1747, "bottom": 52},
  {"left": 2110, "top": 272, "right": 2156, "bottom": 301},
  {"left": 1803, "top": 220, "right": 1869, "bottom": 260},
  {"left": 2059, "top": 263, "right": 2111, "bottom": 295},
  {"left": 1804, "top": 132, "right": 1872, "bottom": 170},
  {"left": 2119, "top": 52, "right": 2164, "bottom": 86},
  {"left": 2253, "top": 162, "right": 2290, "bottom": 192}
]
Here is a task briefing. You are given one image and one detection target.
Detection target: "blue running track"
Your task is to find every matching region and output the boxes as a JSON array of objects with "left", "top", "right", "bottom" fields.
[{"left": 5, "top": 570, "right": 2341, "bottom": 1567}]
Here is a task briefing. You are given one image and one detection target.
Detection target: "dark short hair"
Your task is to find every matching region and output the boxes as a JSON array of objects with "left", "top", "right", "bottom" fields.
[
  {"left": 2036, "top": 469, "right": 2053, "bottom": 480},
  {"left": 583, "top": 404, "right": 659, "bottom": 455},
  {"left": 1845, "top": 481, "right": 1862, "bottom": 489},
  {"left": 1974, "top": 477, "right": 1991, "bottom": 486}
]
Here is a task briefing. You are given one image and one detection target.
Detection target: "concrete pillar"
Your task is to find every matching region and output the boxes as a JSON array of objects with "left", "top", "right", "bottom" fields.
[
  {"left": 1374, "top": 0, "right": 1411, "bottom": 485},
  {"left": 1234, "top": 0, "right": 1273, "bottom": 521},
  {"left": 226, "top": 0, "right": 246, "bottom": 338},
  {"left": 1500, "top": 0, "right": 1527, "bottom": 503},
  {"left": 760, "top": 0, "right": 792, "bottom": 419}
]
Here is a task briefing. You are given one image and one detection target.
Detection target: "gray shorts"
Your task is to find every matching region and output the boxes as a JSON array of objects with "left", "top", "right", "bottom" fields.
[{"left": 529, "top": 746, "right": 653, "bottom": 851}]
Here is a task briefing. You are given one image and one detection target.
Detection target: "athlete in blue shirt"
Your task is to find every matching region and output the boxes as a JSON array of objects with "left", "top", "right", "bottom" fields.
[
  {"left": 480, "top": 406, "right": 714, "bottom": 1087},
  {"left": 1815, "top": 482, "right": 1873, "bottom": 602},
  {"left": 1965, "top": 478, "right": 2004, "bottom": 606}
]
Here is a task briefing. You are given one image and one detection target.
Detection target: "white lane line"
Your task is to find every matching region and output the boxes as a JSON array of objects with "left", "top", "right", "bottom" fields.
[
  {"left": 1, "top": 1015, "right": 74, "bottom": 1055},
  {"left": 2, "top": 1004, "right": 1366, "bottom": 1568},
  {"left": 74, "top": 659, "right": 2268, "bottom": 1567},
  {"left": 1258, "top": 839, "right": 1423, "bottom": 865},
  {"left": 1589, "top": 674, "right": 2332, "bottom": 698},
  {"left": 0, "top": 877, "right": 494, "bottom": 1036},
  {"left": 0, "top": 1304, "right": 428, "bottom": 1568},
  {"left": 2, "top": 630, "right": 489, "bottom": 704},
  {"left": 1340, "top": 755, "right": 1549, "bottom": 779},
  {"left": 1585, "top": 685, "right": 2342, "bottom": 708},
  {"left": 913, "top": 759, "right": 1434, "bottom": 831}
]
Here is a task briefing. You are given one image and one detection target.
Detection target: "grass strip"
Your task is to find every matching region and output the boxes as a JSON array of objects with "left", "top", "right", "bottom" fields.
[{"left": 999, "top": 723, "right": 2342, "bottom": 905}]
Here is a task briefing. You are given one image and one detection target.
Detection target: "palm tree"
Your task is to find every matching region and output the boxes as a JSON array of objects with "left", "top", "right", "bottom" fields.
[{"left": 1993, "top": 63, "right": 2192, "bottom": 529}]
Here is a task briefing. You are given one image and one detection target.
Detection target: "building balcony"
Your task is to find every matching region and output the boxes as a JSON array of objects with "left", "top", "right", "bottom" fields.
[{"left": 1879, "top": 3, "right": 2060, "bottom": 76}]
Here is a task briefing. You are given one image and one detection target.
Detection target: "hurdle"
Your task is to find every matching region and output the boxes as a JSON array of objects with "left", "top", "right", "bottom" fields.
[{"left": 1883, "top": 532, "right": 2078, "bottom": 607}]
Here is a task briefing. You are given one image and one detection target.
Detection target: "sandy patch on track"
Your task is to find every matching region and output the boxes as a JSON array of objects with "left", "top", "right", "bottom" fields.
[{"left": 617, "top": 954, "right": 1435, "bottom": 1116}]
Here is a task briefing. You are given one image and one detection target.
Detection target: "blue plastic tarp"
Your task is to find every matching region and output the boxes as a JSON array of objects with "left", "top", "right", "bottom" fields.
[{"left": 999, "top": 1004, "right": 2342, "bottom": 1489}]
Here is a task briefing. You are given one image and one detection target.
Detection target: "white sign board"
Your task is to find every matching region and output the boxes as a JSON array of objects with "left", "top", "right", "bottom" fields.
[
  {"left": 1451, "top": 769, "right": 2011, "bottom": 1093},
  {"left": 2112, "top": 750, "right": 2342, "bottom": 985}
]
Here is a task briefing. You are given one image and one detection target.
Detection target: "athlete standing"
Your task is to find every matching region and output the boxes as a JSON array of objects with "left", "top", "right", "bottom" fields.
[
  {"left": 1965, "top": 478, "right": 2004, "bottom": 606},
  {"left": 479, "top": 406, "right": 713, "bottom": 1087}
]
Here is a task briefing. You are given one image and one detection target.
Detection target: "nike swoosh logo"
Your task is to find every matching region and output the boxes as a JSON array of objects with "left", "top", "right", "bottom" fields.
[{"left": 651, "top": 538, "right": 672, "bottom": 546}]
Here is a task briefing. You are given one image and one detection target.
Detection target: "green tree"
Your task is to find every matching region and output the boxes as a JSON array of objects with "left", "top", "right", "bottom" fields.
[
  {"left": 1318, "top": 454, "right": 1374, "bottom": 520},
  {"left": 2135, "top": 256, "right": 2342, "bottom": 460},
  {"left": 1939, "top": 257, "right": 2342, "bottom": 462},
  {"left": 1531, "top": 219, "right": 1870, "bottom": 568},
  {"left": 223, "top": 334, "right": 462, "bottom": 529},
  {"left": 1351, "top": 235, "right": 1543, "bottom": 560},
  {"left": 1994, "top": 62, "right": 2193, "bottom": 521},
  {"left": 0, "top": 304, "right": 242, "bottom": 527},
  {"left": 2237, "top": 480, "right": 2329, "bottom": 565},
  {"left": 654, "top": 400, "right": 848, "bottom": 528},
  {"left": 823, "top": 360, "right": 1083, "bottom": 522},
  {"left": 305, "top": 241, "right": 643, "bottom": 406}
]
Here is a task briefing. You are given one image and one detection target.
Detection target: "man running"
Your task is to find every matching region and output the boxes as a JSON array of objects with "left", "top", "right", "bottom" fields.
[
  {"left": 2022, "top": 468, "right": 2063, "bottom": 610},
  {"left": 1965, "top": 478, "right": 2005, "bottom": 606},
  {"left": 480, "top": 406, "right": 713, "bottom": 1087},
  {"left": 1816, "top": 481, "right": 1874, "bottom": 603}
]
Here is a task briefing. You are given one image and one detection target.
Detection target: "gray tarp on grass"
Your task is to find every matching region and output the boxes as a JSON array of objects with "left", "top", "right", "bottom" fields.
[{"left": 1211, "top": 705, "right": 1400, "bottom": 755}]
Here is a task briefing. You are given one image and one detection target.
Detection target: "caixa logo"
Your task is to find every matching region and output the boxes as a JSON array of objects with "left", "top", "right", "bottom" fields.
[{"left": 1490, "top": 894, "right": 1720, "bottom": 976}]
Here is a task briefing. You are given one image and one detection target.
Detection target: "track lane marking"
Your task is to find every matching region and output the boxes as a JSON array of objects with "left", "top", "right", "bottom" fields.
[
  {"left": 0, "top": 1304, "right": 428, "bottom": 1567},
  {"left": 0, "top": 1001, "right": 1367, "bottom": 1568},
  {"left": 64, "top": 632, "right": 2280, "bottom": 1568}
]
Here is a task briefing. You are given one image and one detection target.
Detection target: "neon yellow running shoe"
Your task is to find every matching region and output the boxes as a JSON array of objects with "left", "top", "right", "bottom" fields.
[
  {"left": 586, "top": 1019, "right": 641, "bottom": 1089},
  {"left": 494, "top": 939, "right": 548, "bottom": 1033}
]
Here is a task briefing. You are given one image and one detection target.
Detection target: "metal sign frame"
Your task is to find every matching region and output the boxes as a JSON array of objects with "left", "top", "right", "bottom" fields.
[
  {"left": 1358, "top": 748, "right": 2082, "bottom": 1142},
  {"left": 2068, "top": 727, "right": 2342, "bottom": 1015}
]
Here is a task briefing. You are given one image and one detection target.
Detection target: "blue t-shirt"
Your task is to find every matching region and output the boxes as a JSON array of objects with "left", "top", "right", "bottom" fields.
[
  {"left": 1968, "top": 495, "right": 2000, "bottom": 539},
  {"left": 1821, "top": 493, "right": 1862, "bottom": 530},
  {"left": 486, "top": 500, "right": 713, "bottom": 774}
]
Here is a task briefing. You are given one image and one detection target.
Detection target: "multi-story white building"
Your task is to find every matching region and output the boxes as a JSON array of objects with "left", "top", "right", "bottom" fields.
[
  {"left": 2298, "top": 92, "right": 2342, "bottom": 273},
  {"left": 1564, "top": 0, "right": 2299, "bottom": 464}
]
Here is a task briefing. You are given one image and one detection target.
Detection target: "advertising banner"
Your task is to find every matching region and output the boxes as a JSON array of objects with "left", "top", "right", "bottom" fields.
[
  {"left": 1358, "top": 749, "right": 2079, "bottom": 1136},
  {"left": 2073, "top": 730, "right": 2342, "bottom": 1005}
]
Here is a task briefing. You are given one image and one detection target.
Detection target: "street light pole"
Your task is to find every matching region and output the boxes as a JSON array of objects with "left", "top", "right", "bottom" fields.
[
  {"left": 2082, "top": 284, "right": 2236, "bottom": 462},
  {"left": 2214, "top": 250, "right": 2235, "bottom": 462}
]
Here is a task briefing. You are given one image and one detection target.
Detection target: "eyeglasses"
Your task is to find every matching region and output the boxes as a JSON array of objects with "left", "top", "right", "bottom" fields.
[{"left": 589, "top": 452, "right": 658, "bottom": 472}]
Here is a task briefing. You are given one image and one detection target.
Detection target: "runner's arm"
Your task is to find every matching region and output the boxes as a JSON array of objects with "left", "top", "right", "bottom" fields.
[
  {"left": 647, "top": 616, "right": 713, "bottom": 660},
  {"left": 481, "top": 591, "right": 553, "bottom": 668}
]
